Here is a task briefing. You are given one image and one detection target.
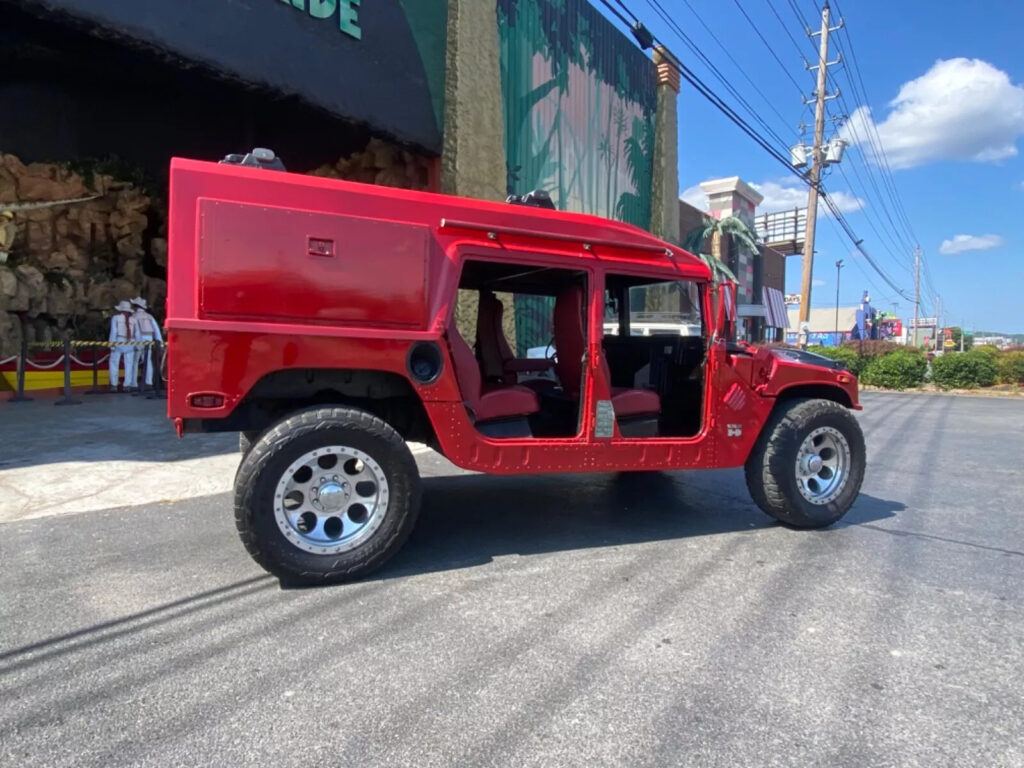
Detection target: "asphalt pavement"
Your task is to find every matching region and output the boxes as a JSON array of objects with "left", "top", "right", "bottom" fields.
[{"left": 1, "top": 393, "right": 1022, "bottom": 767}]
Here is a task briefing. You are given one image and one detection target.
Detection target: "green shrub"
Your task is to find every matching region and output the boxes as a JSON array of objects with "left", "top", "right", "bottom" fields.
[
  {"left": 930, "top": 350, "right": 998, "bottom": 389},
  {"left": 996, "top": 350, "right": 1024, "bottom": 385},
  {"left": 859, "top": 350, "right": 928, "bottom": 389},
  {"left": 973, "top": 344, "right": 1002, "bottom": 361},
  {"left": 844, "top": 340, "right": 903, "bottom": 359},
  {"left": 813, "top": 345, "right": 865, "bottom": 375}
]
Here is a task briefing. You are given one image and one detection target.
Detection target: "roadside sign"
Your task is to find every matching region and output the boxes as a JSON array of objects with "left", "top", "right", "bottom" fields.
[{"left": 944, "top": 339, "right": 955, "bottom": 348}]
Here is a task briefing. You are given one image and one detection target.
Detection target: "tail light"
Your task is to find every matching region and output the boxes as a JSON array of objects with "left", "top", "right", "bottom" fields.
[{"left": 190, "top": 393, "right": 225, "bottom": 408}]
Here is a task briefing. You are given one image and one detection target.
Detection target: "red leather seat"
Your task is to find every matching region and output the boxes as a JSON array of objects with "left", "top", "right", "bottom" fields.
[
  {"left": 447, "top": 321, "right": 539, "bottom": 422},
  {"left": 476, "top": 291, "right": 553, "bottom": 383},
  {"left": 477, "top": 384, "right": 540, "bottom": 422},
  {"left": 554, "top": 285, "right": 661, "bottom": 419},
  {"left": 609, "top": 385, "right": 662, "bottom": 418}
]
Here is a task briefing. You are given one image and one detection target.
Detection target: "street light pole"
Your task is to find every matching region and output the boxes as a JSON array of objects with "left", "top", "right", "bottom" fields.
[{"left": 834, "top": 259, "right": 843, "bottom": 343}]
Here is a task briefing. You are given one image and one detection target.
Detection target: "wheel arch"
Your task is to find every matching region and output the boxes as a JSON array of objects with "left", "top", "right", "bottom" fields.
[
  {"left": 772, "top": 383, "right": 853, "bottom": 410},
  {"left": 194, "top": 367, "right": 439, "bottom": 446}
]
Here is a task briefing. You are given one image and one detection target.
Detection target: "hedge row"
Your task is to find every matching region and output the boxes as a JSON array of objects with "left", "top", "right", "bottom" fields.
[{"left": 809, "top": 342, "right": 1023, "bottom": 390}]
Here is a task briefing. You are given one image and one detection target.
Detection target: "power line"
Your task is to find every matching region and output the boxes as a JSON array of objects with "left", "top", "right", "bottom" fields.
[
  {"left": 820, "top": 191, "right": 914, "bottom": 301},
  {"left": 830, "top": 0, "right": 920, "bottom": 245},
  {"left": 829, "top": 95, "right": 918, "bottom": 258},
  {"left": 833, "top": 163, "right": 915, "bottom": 278},
  {"left": 828, "top": 75, "right": 917, "bottom": 257},
  {"left": 785, "top": 0, "right": 813, "bottom": 31},
  {"left": 596, "top": 0, "right": 635, "bottom": 30},
  {"left": 729, "top": 0, "right": 808, "bottom": 96},
  {"left": 765, "top": 0, "right": 817, "bottom": 60},
  {"left": 667, "top": 0, "right": 808, "bottom": 128},
  {"left": 631, "top": 24, "right": 808, "bottom": 177},
  {"left": 773, "top": 0, "right": 921, "bottom": 263},
  {"left": 609, "top": 0, "right": 915, "bottom": 302},
  {"left": 642, "top": 0, "right": 795, "bottom": 152}
]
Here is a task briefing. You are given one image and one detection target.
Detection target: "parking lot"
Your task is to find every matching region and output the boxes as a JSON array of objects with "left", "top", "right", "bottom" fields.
[{"left": 1, "top": 392, "right": 1022, "bottom": 767}]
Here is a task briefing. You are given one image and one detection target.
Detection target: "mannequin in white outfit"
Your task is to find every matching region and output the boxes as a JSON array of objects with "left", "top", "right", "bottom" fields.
[
  {"left": 108, "top": 300, "right": 139, "bottom": 391},
  {"left": 130, "top": 297, "right": 162, "bottom": 387}
]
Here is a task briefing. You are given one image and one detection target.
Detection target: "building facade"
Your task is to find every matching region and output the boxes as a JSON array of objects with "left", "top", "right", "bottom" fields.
[
  {"left": 679, "top": 178, "right": 788, "bottom": 342},
  {"left": 0, "top": 0, "right": 682, "bottom": 360}
]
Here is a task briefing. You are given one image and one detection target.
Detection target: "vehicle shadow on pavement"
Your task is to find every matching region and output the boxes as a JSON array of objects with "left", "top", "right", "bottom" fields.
[{"left": 381, "top": 470, "right": 904, "bottom": 579}]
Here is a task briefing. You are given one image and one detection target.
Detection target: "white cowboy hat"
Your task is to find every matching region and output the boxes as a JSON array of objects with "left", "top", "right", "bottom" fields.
[
  {"left": 115, "top": 300, "right": 132, "bottom": 312},
  {"left": 131, "top": 297, "right": 148, "bottom": 309}
]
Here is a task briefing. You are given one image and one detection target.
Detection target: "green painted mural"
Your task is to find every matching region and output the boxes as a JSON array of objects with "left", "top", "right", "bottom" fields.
[
  {"left": 497, "top": 0, "right": 657, "bottom": 353},
  {"left": 397, "top": 0, "right": 449, "bottom": 136}
]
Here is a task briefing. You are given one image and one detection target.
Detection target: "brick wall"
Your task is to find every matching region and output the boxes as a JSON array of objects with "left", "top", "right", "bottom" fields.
[{"left": 762, "top": 246, "right": 785, "bottom": 294}]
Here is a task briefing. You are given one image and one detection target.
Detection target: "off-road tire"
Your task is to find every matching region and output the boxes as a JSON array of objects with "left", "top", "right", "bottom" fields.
[
  {"left": 234, "top": 406, "right": 421, "bottom": 584},
  {"left": 744, "top": 398, "right": 865, "bottom": 528}
]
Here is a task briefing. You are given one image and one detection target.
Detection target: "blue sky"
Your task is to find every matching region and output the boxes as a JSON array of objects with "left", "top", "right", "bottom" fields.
[{"left": 601, "top": 0, "right": 1024, "bottom": 333}]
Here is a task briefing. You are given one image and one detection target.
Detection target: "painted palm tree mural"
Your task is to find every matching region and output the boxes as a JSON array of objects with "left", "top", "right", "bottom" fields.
[{"left": 498, "top": 0, "right": 657, "bottom": 353}]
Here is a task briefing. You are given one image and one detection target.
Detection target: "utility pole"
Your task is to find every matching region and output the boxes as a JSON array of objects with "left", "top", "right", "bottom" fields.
[
  {"left": 834, "top": 259, "right": 843, "bottom": 341},
  {"left": 935, "top": 294, "right": 942, "bottom": 352},
  {"left": 798, "top": 2, "right": 843, "bottom": 326},
  {"left": 913, "top": 246, "right": 921, "bottom": 348}
]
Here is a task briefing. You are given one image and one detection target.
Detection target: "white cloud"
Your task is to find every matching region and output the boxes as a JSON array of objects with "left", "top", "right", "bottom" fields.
[
  {"left": 680, "top": 183, "right": 707, "bottom": 210},
  {"left": 841, "top": 58, "right": 1024, "bottom": 170},
  {"left": 939, "top": 234, "right": 1004, "bottom": 255},
  {"left": 680, "top": 179, "right": 863, "bottom": 216},
  {"left": 812, "top": 279, "right": 826, "bottom": 287},
  {"left": 751, "top": 180, "right": 864, "bottom": 215}
]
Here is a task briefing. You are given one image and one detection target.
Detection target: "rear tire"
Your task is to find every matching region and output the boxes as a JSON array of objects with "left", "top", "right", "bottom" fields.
[
  {"left": 744, "top": 398, "right": 865, "bottom": 528},
  {"left": 234, "top": 406, "right": 421, "bottom": 584}
]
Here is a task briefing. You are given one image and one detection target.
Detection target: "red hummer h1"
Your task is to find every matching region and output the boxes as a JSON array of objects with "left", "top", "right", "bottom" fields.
[{"left": 167, "top": 152, "right": 865, "bottom": 584}]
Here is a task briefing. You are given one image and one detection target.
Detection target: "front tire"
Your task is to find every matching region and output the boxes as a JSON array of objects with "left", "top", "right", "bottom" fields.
[
  {"left": 745, "top": 398, "right": 865, "bottom": 528},
  {"left": 239, "top": 431, "right": 258, "bottom": 456},
  {"left": 234, "top": 406, "right": 421, "bottom": 584}
]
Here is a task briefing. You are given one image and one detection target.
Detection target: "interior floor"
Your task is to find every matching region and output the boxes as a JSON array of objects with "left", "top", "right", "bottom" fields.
[{"left": 602, "top": 335, "right": 705, "bottom": 437}]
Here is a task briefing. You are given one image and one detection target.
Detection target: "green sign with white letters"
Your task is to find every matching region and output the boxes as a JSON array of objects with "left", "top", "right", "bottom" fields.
[{"left": 280, "top": 0, "right": 362, "bottom": 40}]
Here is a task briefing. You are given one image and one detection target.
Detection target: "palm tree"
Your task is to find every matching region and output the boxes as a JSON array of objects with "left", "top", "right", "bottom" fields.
[{"left": 683, "top": 215, "right": 760, "bottom": 285}]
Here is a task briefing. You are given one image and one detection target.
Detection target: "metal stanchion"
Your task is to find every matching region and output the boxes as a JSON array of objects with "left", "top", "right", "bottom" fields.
[
  {"left": 133, "top": 342, "right": 152, "bottom": 396},
  {"left": 55, "top": 337, "right": 81, "bottom": 406},
  {"left": 85, "top": 346, "right": 106, "bottom": 395},
  {"left": 9, "top": 325, "right": 32, "bottom": 403},
  {"left": 147, "top": 341, "right": 167, "bottom": 400}
]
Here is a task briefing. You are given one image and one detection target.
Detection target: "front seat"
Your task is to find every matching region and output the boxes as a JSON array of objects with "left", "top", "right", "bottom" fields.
[
  {"left": 475, "top": 291, "right": 554, "bottom": 384},
  {"left": 553, "top": 285, "right": 661, "bottom": 420},
  {"left": 447, "top": 321, "right": 540, "bottom": 423}
]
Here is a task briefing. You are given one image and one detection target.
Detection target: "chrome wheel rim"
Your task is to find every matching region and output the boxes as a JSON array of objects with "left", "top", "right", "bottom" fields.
[
  {"left": 273, "top": 446, "right": 389, "bottom": 554},
  {"left": 795, "top": 426, "right": 850, "bottom": 505}
]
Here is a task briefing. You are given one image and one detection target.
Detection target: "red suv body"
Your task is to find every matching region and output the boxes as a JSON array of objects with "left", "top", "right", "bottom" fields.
[{"left": 166, "top": 157, "right": 865, "bottom": 583}]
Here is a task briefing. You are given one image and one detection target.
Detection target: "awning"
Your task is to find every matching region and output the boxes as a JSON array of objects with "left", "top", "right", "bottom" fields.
[
  {"left": 762, "top": 287, "right": 789, "bottom": 329},
  {"left": 17, "top": 0, "right": 447, "bottom": 153}
]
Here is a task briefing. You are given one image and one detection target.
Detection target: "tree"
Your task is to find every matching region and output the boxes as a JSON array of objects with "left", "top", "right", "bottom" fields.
[
  {"left": 948, "top": 327, "right": 973, "bottom": 351},
  {"left": 682, "top": 215, "right": 760, "bottom": 285}
]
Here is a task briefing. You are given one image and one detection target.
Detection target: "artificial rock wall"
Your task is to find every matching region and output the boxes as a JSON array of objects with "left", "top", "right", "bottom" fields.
[
  {"left": 0, "top": 139, "right": 433, "bottom": 358},
  {"left": 0, "top": 153, "right": 166, "bottom": 357}
]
